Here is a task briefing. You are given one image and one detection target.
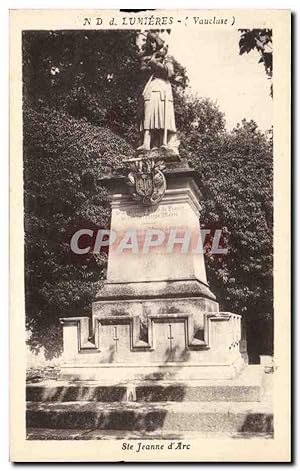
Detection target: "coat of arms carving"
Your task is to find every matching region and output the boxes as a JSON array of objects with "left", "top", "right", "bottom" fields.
[{"left": 126, "top": 158, "right": 167, "bottom": 206}]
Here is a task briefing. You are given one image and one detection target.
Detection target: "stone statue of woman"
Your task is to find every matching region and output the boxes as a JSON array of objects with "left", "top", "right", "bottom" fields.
[{"left": 136, "top": 31, "right": 179, "bottom": 156}]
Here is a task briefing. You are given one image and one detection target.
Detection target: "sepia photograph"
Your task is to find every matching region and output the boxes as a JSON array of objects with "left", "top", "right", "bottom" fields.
[{"left": 9, "top": 9, "right": 291, "bottom": 462}]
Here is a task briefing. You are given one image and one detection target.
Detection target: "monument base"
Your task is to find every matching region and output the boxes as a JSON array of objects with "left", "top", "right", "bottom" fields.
[
  {"left": 59, "top": 163, "right": 244, "bottom": 382},
  {"left": 59, "top": 357, "right": 244, "bottom": 381},
  {"left": 60, "top": 310, "right": 244, "bottom": 381}
]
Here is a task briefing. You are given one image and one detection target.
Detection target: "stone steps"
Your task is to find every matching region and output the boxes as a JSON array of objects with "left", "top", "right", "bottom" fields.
[
  {"left": 26, "top": 367, "right": 273, "bottom": 439},
  {"left": 26, "top": 427, "right": 273, "bottom": 441},
  {"left": 27, "top": 382, "right": 262, "bottom": 403},
  {"left": 26, "top": 400, "right": 273, "bottom": 434},
  {"left": 26, "top": 365, "right": 266, "bottom": 403}
]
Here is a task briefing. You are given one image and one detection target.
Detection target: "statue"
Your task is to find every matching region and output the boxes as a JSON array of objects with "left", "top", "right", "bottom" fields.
[{"left": 136, "top": 31, "right": 180, "bottom": 156}]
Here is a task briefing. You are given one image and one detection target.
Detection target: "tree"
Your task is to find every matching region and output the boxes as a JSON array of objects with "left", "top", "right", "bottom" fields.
[
  {"left": 24, "top": 104, "right": 134, "bottom": 358},
  {"left": 184, "top": 119, "right": 273, "bottom": 361},
  {"left": 238, "top": 29, "right": 273, "bottom": 97},
  {"left": 23, "top": 30, "right": 188, "bottom": 146}
]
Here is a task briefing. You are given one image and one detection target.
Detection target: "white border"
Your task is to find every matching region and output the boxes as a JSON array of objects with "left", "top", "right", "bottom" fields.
[{"left": 2, "top": 0, "right": 297, "bottom": 468}]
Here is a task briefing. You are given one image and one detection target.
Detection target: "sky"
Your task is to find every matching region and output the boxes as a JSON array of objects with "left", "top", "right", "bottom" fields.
[{"left": 167, "top": 29, "right": 273, "bottom": 131}]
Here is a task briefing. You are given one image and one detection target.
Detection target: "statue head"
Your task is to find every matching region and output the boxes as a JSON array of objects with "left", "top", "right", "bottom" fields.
[
  {"left": 147, "top": 31, "right": 165, "bottom": 54},
  {"left": 136, "top": 30, "right": 167, "bottom": 58}
]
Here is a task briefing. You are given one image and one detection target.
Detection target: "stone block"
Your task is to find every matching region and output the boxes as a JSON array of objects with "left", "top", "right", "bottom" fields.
[{"left": 98, "top": 175, "right": 214, "bottom": 291}]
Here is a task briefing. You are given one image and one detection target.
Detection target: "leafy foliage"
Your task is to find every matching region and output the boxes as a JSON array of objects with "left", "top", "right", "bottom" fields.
[
  {"left": 23, "top": 31, "right": 273, "bottom": 361},
  {"left": 23, "top": 30, "right": 188, "bottom": 146},
  {"left": 174, "top": 92, "right": 273, "bottom": 360},
  {"left": 24, "top": 104, "right": 133, "bottom": 357},
  {"left": 238, "top": 29, "right": 273, "bottom": 97},
  {"left": 193, "top": 121, "right": 273, "bottom": 361}
]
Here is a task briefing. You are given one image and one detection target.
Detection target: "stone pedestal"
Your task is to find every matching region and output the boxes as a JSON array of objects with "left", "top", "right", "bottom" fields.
[{"left": 60, "top": 161, "right": 244, "bottom": 380}]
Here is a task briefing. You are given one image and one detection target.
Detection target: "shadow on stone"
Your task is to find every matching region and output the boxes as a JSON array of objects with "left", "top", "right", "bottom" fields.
[
  {"left": 239, "top": 413, "right": 273, "bottom": 434},
  {"left": 27, "top": 405, "right": 169, "bottom": 433}
]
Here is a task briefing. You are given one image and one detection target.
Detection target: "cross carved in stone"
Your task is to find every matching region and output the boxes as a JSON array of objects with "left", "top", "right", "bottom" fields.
[
  {"left": 168, "top": 324, "right": 174, "bottom": 351},
  {"left": 112, "top": 326, "right": 119, "bottom": 352}
]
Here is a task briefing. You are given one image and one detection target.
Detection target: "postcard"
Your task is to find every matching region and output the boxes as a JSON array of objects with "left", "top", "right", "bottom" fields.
[{"left": 10, "top": 9, "right": 291, "bottom": 462}]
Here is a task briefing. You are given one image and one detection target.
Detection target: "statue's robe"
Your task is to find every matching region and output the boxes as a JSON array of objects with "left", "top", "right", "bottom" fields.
[{"left": 141, "top": 58, "right": 176, "bottom": 133}]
